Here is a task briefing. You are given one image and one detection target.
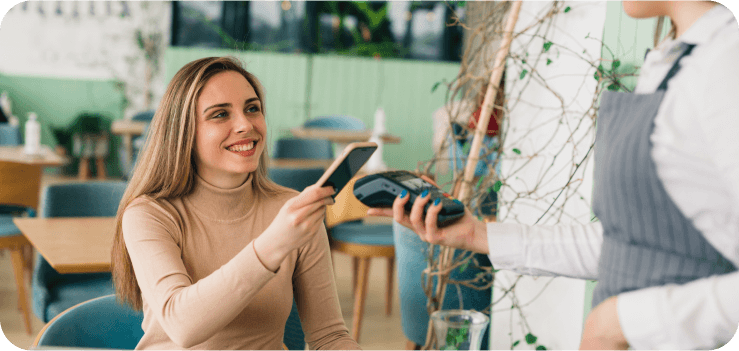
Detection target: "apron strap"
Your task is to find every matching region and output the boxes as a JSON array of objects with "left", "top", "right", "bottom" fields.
[{"left": 657, "top": 43, "right": 696, "bottom": 91}]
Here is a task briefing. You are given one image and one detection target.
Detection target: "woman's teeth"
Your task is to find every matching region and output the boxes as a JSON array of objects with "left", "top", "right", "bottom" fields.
[{"left": 228, "top": 141, "right": 255, "bottom": 152}]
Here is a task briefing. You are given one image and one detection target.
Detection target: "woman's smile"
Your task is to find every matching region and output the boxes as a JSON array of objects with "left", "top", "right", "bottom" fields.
[{"left": 226, "top": 139, "right": 259, "bottom": 156}]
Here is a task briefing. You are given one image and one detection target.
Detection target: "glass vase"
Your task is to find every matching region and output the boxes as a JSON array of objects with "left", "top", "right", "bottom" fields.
[{"left": 431, "top": 309, "right": 490, "bottom": 350}]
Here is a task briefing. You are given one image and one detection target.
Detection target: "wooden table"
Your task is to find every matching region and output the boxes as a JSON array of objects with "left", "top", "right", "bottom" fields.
[
  {"left": 0, "top": 145, "right": 68, "bottom": 166},
  {"left": 13, "top": 217, "right": 115, "bottom": 274},
  {"left": 111, "top": 120, "right": 148, "bottom": 169},
  {"left": 290, "top": 127, "right": 401, "bottom": 144}
]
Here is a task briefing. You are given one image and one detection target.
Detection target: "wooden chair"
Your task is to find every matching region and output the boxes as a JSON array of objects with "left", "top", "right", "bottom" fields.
[
  {"left": 0, "top": 160, "right": 42, "bottom": 335},
  {"left": 325, "top": 176, "right": 395, "bottom": 342}
]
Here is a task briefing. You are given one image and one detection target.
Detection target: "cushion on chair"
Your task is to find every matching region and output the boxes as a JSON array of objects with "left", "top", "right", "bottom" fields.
[
  {"left": 44, "top": 275, "right": 115, "bottom": 323},
  {"left": 273, "top": 138, "right": 334, "bottom": 159},
  {"left": 41, "top": 181, "right": 127, "bottom": 218},
  {"left": 0, "top": 123, "right": 21, "bottom": 145},
  {"left": 269, "top": 168, "right": 325, "bottom": 192},
  {"left": 304, "top": 115, "right": 366, "bottom": 131},
  {"left": 36, "top": 294, "right": 144, "bottom": 349},
  {"left": 0, "top": 214, "right": 19, "bottom": 237},
  {"left": 329, "top": 222, "right": 394, "bottom": 246},
  {"left": 393, "top": 221, "right": 491, "bottom": 348},
  {"left": 283, "top": 299, "right": 306, "bottom": 350}
]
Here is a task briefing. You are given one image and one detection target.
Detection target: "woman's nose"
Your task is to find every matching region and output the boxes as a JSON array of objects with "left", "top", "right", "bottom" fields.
[{"left": 233, "top": 113, "right": 253, "bottom": 134}]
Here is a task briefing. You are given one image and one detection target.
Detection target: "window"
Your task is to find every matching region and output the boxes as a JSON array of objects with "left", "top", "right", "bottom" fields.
[{"left": 170, "top": 1, "right": 465, "bottom": 62}]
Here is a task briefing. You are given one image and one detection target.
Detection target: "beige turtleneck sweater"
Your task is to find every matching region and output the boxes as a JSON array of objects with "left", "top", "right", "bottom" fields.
[{"left": 121, "top": 174, "right": 359, "bottom": 350}]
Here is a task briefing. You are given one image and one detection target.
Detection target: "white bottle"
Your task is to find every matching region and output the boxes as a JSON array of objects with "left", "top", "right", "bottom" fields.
[{"left": 24, "top": 112, "right": 41, "bottom": 155}]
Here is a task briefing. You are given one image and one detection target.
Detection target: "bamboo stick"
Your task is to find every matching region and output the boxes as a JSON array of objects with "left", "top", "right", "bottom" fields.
[
  {"left": 458, "top": 0, "right": 522, "bottom": 203},
  {"left": 423, "top": 2, "right": 523, "bottom": 349}
]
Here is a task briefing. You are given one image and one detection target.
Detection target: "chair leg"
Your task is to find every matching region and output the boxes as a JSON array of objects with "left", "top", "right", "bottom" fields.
[
  {"left": 386, "top": 256, "right": 394, "bottom": 316},
  {"left": 351, "top": 257, "right": 370, "bottom": 343},
  {"left": 95, "top": 157, "right": 106, "bottom": 180},
  {"left": 352, "top": 257, "right": 359, "bottom": 296},
  {"left": 23, "top": 244, "right": 33, "bottom": 288},
  {"left": 406, "top": 339, "right": 421, "bottom": 350},
  {"left": 78, "top": 157, "right": 90, "bottom": 180},
  {"left": 10, "top": 248, "right": 32, "bottom": 335}
]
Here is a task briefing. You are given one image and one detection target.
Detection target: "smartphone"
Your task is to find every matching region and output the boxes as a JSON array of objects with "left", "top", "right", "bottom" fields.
[
  {"left": 316, "top": 142, "right": 378, "bottom": 198},
  {"left": 353, "top": 170, "right": 466, "bottom": 227}
]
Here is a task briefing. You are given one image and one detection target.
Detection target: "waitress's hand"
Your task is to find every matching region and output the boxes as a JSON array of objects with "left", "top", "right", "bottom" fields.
[
  {"left": 255, "top": 184, "right": 335, "bottom": 272},
  {"left": 367, "top": 176, "right": 489, "bottom": 254},
  {"left": 579, "top": 296, "right": 628, "bottom": 350}
]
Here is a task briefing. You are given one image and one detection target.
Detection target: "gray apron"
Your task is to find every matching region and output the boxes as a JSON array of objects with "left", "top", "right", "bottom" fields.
[{"left": 591, "top": 43, "right": 736, "bottom": 307}]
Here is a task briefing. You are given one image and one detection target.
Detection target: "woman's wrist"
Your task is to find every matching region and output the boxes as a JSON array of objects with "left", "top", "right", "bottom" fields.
[
  {"left": 253, "top": 230, "right": 289, "bottom": 273},
  {"left": 471, "top": 219, "right": 490, "bottom": 254}
]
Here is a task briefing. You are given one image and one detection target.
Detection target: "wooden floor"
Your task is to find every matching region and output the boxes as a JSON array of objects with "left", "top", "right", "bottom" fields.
[{"left": 0, "top": 175, "right": 408, "bottom": 350}]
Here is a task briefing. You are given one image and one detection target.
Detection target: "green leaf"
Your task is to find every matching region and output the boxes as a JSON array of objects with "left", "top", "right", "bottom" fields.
[
  {"left": 457, "top": 1, "right": 466, "bottom": 8},
  {"left": 612, "top": 59, "right": 621, "bottom": 70},
  {"left": 522, "top": 59, "right": 526, "bottom": 64},
  {"left": 546, "top": 58, "right": 552, "bottom": 65},
  {"left": 525, "top": 333, "right": 538, "bottom": 345},
  {"left": 459, "top": 260, "right": 470, "bottom": 273},
  {"left": 432, "top": 81, "right": 441, "bottom": 93},
  {"left": 446, "top": 333, "right": 456, "bottom": 346},
  {"left": 493, "top": 180, "right": 502, "bottom": 192},
  {"left": 597, "top": 64, "right": 605, "bottom": 73},
  {"left": 607, "top": 83, "right": 619, "bottom": 91},
  {"left": 543, "top": 41, "right": 553, "bottom": 52},
  {"left": 564, "top": 6, "right": 571, "bottom": 13},
  {"left": 512, "top": 340, "right": 521, "bottom": 347},
  {"left": 512, "top": 148, "right": 521, "bottom": 155},
  {"left": 536, "top": 346, "right": 547, "bottom": 350},
  {"left": 476, "top": 177, "right": 484, "bottom": 190},
  {"left": 594, "top": 71, "right": 600, "bottom": 81},
  {"left": 519, "top": 69, "right": 528, "bottom": 79},
  {"left": 462, "top": 142, "right": 471, "bottom": 155}
]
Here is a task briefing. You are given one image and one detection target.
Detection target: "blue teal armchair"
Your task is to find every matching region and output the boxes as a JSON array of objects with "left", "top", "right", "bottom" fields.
[
  {"left": 32, "top": 181, "right": 127, "bottom": 322},
  {"left": 33, "top": 294, "right": 306, "bottom": 350}
]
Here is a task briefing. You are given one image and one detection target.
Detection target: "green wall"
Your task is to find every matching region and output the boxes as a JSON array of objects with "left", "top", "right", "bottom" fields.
[{"left": 0, "top": 73, "right": 125, "bottom": 176}]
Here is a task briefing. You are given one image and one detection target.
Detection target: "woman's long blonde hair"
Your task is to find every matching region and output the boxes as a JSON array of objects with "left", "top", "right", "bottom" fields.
[{"left": 112, "top": 56, "right": 288, "bottom": 310}]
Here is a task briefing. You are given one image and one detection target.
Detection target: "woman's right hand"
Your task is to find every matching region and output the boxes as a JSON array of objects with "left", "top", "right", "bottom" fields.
[{"left": 255, "top": 184, "right": 335, "bottom": 271}]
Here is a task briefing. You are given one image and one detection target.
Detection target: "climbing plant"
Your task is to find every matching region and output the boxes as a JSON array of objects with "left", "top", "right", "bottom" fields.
[{"left": 416, "top": 1, "right": 637, "bottom": 349}]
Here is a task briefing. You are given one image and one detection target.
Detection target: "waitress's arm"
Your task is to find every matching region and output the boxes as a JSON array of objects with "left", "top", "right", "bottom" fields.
[{"left": 487, "top": 221, "right": 603, "bottom": 280}]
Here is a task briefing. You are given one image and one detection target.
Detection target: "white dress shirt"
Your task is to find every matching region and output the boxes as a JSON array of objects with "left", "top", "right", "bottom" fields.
[{"left": 487, "top": 5, "right": 739, "bottom": 349}]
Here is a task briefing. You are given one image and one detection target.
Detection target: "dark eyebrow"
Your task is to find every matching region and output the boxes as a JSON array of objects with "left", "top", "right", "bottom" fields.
[{"left": 202, "top": 97, "right": 260, "bottom": 114}]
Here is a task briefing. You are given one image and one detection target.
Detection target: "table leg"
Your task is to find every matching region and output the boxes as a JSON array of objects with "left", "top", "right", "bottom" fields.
[{"left": 122, "top": 134, "right": 133, "bottom": 173}]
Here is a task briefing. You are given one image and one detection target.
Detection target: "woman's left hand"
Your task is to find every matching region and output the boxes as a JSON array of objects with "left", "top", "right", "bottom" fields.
[{"left": 579, "top": 296, "right": 629, "bottom": 350}]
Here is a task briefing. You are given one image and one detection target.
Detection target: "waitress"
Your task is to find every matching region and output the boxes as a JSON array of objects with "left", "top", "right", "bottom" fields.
[{"left": 369, "top": 1, "right": 739, "bottom": 349}]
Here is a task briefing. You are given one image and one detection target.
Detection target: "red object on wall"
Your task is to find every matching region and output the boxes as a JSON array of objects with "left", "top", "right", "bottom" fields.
[{"left": 468, "top": 106, "right": 500, "bottom": 137}]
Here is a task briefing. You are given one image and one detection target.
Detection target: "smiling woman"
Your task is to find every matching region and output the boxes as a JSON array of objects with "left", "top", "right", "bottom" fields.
[
  {"left": 193, "top": 71, "right": 267, "bottom": 188},
  {"left": 109, "top": 57, "right": 360, "bottom": 350}
]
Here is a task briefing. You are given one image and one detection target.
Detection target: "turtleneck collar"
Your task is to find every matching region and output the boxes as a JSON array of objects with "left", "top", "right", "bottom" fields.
[{"left": 183, "top": 172, "right": 257, "bottom": 222}]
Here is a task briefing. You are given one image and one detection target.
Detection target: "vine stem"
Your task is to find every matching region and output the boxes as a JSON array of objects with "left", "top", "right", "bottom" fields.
[{"left": 424, "top": 2, "right": 524, "bottom": 349}]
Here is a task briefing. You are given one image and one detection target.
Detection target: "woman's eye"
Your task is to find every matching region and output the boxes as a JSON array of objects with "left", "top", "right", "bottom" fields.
[
  {"left": 246, "top": 105, "right": 261, "bottom": 113},
  {"left": 213, "top": 111, "right": 228, "bottom": 119}
]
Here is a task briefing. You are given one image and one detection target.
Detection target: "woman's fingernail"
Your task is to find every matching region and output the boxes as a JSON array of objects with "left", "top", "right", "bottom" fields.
[
  {"left": 421, "top": 189, "right": 429, "bottom": 198},
  {"left": 434, "top": 197, "right": 441, "bottom": 206},
  {"left": 400, "top": 189, "right": 408, "bottom": 198}
]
